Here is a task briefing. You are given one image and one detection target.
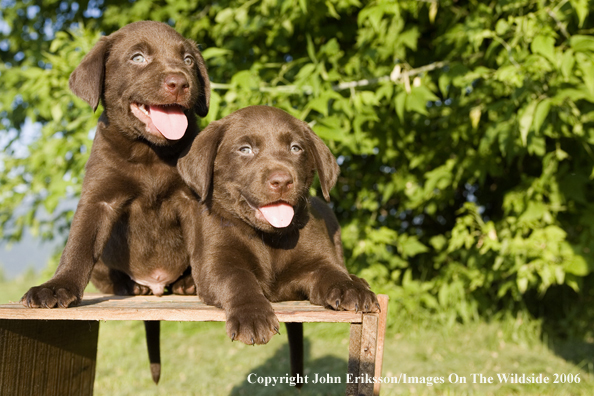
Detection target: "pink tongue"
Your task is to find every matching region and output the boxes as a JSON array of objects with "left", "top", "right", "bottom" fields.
[
  {"left": 259, "top": 203, "right": 294, "bottom": 228},
  {"left": 149, "top": 105, "right": 188, "bottom": 140}
]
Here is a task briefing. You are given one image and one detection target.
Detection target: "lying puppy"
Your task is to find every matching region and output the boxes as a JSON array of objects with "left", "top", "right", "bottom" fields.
[
  {"left": 21, "top": 21, "right": 210, "bottom": 382},
  {"left": 178, "top": 106, "right": 379, "bottom": 349}
]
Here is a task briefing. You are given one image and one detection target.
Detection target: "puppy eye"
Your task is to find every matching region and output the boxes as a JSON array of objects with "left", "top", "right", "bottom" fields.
[
  {"left": 184, "top": 56, "right": 194, "bottom": 66},
  {"left": 239, "top": 146, "right": 253, "bottom": 155},
  {"left": 132, "top": 54, "right": 146, "bottom": 63},
  {"left": 290, "top": 144, "right": 302, "bottom": 153}
]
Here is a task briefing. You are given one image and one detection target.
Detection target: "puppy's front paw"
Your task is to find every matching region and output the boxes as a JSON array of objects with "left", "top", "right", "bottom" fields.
[
  {"left": 323, "top": 279, "right": 379, "bottom": 313},
  {"left": 21, "top": 283, "right": 81, "bottom": 308},
  {"left": 226, "top": 303, "right": 280, "bottom": 345}
]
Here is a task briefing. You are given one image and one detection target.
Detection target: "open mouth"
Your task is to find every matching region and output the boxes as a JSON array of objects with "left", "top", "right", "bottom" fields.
[
  {"left": 130, "top": 103, "right": 188, "bottom": 140},
  {"left": 243, "top": 197, "right": 295, "bottom": 229}
]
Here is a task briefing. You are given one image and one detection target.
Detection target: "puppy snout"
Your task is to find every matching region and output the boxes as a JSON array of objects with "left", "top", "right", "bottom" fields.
[
  {"left": 164, "top": 74, "right": 189, "bottom": 96},
  {"left": 268, "top": 171, "right": 294, "bottom": 194}
]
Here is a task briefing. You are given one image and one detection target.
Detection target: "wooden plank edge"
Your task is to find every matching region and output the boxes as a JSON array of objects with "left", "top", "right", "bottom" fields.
[
  {"left": 373, "top": 294, "right": 389, "bottom": 396},
  {"left": 0, "top": 308, "right": 363, "bottom": 323},
  {"left": 0, "top": 294, "right": 390, "bottom": 324}
]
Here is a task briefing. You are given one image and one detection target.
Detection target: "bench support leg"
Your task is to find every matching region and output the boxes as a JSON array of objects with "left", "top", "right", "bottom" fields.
[
  {"left": 373, "top": 294, "right": 389, "bottom": 395},
  {"left": 346, "top": 294, "right": 389, "bottom": 396},
  {"left": 0, "top": 319, "right": 99, "bottom": 396},
  {"left": 346, "top": 322, "right": 362, "bottom": 395},
  {"left": 346, "top": 314, "right": 378, "bottom": 396}
]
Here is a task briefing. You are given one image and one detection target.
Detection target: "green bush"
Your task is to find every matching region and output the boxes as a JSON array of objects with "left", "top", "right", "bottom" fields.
[{"left": 1, "top": 0, "right": 594, "bottom": 325}]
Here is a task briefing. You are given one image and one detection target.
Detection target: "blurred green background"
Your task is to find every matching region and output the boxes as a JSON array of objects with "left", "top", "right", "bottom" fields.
[{"left": 1, "top": 0, "right": 594, "bottom": 394}]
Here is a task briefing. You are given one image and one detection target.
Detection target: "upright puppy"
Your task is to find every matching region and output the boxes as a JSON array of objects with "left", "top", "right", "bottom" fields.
[
  {"left": 21, "top": 21, "right": 210, "bottom": 382},
  {"left": 178, "top": 106, "right": 379, "bottom": 349}
]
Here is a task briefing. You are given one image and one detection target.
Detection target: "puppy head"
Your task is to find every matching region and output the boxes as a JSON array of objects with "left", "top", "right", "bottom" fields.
[
  {"left": 69, "top": 21, "right": 210, "bottom": 145},
  {"left": 178, "top": 106, "right": 340, "bottom": 233}
]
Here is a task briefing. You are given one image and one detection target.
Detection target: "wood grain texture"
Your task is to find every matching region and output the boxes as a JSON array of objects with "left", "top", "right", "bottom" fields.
[
  {"left": 358, "top": 314, "right": 378, "bottom": 396},
  {"left": 0, "top": 319, "right": 98, "bottom": 396},
  {"left": 346, "top": 323, "right": 362, "bottom": 396},
  {"left": 0, "top": 294, "right": 367, "bottom": 323},
  {"left": 373, "top": 294, "right": 389, "bottom": 396}
]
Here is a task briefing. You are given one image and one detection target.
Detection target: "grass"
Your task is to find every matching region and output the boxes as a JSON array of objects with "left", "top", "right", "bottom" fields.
[{"left": 1, "top": 273, "right": 593, "bottom": 395}]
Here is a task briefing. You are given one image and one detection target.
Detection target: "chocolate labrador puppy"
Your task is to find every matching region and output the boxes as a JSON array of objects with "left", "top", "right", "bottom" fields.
[
  {"left": 178, "top": 106, "right": 379, "bottom": 350},
  {"left": 21, "top": 21, "right": 210, "bottom": 382}
]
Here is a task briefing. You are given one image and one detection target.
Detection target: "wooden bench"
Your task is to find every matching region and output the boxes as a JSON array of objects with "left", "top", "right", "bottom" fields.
[{"left": 0, "top": 293, "right": 388, "bottom": 396}]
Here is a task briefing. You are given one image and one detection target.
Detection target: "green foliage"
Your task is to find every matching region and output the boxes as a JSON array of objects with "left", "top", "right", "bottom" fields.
[{"left": 2, "top": 0, "right": 594, "bottom": 325}]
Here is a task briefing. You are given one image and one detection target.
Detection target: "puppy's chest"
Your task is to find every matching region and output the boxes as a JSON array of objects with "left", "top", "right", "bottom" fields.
[
  {"left": 131, "top": 167, "right": 182, "bottom": 210},
  {"left": 253, "top": 247, "right": 314, "bottom": 301},
  {"left": 247, "top": 235, "right": 304, "bottom": 277},
  {"left": 118, "top": 172, "right": 189, "bottom": 239}
]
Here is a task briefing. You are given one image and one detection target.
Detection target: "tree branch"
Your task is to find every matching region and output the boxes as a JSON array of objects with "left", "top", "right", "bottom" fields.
[
  {"left": 210, "top": 61, "right": 449, "bottom": 94},
  {"left": 546, "top": 8, "right": 570, "bottom": 39}
]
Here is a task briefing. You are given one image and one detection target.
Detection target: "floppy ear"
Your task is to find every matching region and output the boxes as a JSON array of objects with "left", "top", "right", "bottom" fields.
[
  {"left": 303, "top": 123, "right": 340, "bottom": 202},
  {"left": 177, "top": 121, "right": 224, "bottom": 201},
  {"left": 69, "top": 36, "right": 110, "bottom": 112},
  {"left": 193, "top": 46, "right": 210, "bottom": 118}
]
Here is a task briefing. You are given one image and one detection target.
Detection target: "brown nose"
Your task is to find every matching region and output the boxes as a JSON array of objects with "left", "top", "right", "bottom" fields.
[
  {"left": 164, "top": 74, "right": 189, "bottom": 96},
  {"left": 268, "top": 171, "right": 293, "bottom": 194}
]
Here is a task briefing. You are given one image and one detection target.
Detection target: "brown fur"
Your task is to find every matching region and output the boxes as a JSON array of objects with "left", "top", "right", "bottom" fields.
[
  {"left": 178, "top": 106, "right": 379, "bottom": 346},
  {"left": 21, "top": 21, "right": 209, "bottom": 307}
]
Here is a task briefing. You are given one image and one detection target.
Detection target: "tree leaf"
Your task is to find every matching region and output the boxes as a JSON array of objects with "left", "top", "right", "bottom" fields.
[
  {"left": 406, "top": 86, "right": 438, "bottom": 115},
  {"left": 531, "top": 35, "right": 556, "bottom": 64},
  {"left": 519, "top": 100, "right": 537, "bottom": 146},
  {"left": 470, "top": 106, "right": 481, "bottom": 129},
  {"left": 533, "top": 99, "right": 551, "bottom": 133},
  {"left": 398, "top": 234, "right": 429, "bottom": 258},
  {"left": 560, "top": 49, "right": 575, "bottom": 79},
  {"left": 200, "top": 47, "right": 233, "bottom": 60},
  {"left": 570, "top": 0, "right": 589, "bottom": 28},
  {"left": 570, "top": 35, "right": 594, "bottom": 52},
  {"left": 565, "top": 252, "right": 589, "bottom": 276},
  {"left": 395, "top": 91, "right": 406, "bottom": 121}
]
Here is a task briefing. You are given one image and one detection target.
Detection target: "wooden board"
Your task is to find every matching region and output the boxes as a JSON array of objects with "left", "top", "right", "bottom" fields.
[
  {"left": 346, "top": 323, "right": 362, "bottom": 396},
  {"left": 358, "top": 314, "right": 379, "bottom": 395},
  {"left": 0, "top": 294, "right": 364, "bottom": 323},
  {"left": 0, "top": 319, "right": 98, "bottom": 396},
  {"left": 374, "top": 294, "right": 389, "bottom": 395}
]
